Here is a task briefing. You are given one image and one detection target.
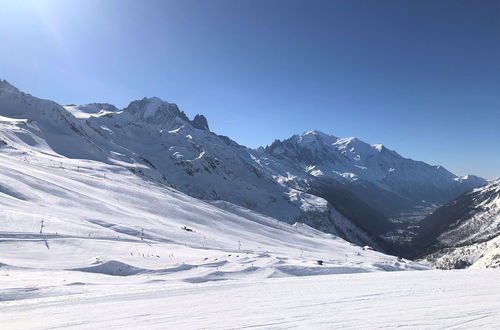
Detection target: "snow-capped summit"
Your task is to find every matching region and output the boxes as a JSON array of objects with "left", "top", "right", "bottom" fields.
[
  {"left": 77, "top": 102, "right": 119, "bottom": 113},
  {"left": 0, "top": 78, "right": 73, "bottom": 125},
  {"left": 0, "top": 80, "right": 116, "bottom": 161},
  {"left": 333, "top": 136, "right": 399, "bottom": 161},
  {"left": 119, "top": 97, "right": 210, "bottom": 131},
  {"left": 267, "top": 131, "right": 402, "bottom": 169},
  {"left": 302, "top": 130, "right": 338, "bottom": 141},
  {"left": 266, "top": 130, "right": 339, "bottom": 163},
  {"left": 123, "top": 97, "right": 189, "bottom": 126},
  {"left": 265, "top": 130, "right": 486, "bottom": 217},
  {"left": 454, "top": 174, "right": 487, "bottom": 187},
  {"left": 291, "top": 130, "right": 338, "bottom": 145}
]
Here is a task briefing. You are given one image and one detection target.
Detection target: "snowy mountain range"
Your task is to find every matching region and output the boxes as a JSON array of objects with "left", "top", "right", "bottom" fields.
[
  {"left": 0, "top": 79, "right": 430, "bottom": 290},
  {"left": 265, "top": 130, "right": 485, "bottom": 218},
  {"left": 414, "top": 180, "right": 500, "bottom": 268},
  {"left": 1, "top": 78, "right": 499, "bottom": 328},
  {"left": 0, "top": 79, "right": 488, "bottom": 255}
]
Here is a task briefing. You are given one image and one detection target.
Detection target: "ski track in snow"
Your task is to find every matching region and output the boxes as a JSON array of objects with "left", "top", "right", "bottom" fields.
[{"left": 1, "top": 270, "right": 498, "bottom": 329}]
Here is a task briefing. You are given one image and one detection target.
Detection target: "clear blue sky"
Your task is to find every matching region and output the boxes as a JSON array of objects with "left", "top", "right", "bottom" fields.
[{"left": 0, "top": 0, "right": 498, "bottom": 178}]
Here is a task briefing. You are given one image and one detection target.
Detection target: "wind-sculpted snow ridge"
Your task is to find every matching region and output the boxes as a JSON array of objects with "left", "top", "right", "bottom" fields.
[{"left": 415, "top": 181, "right": 500, "bottom": 269}]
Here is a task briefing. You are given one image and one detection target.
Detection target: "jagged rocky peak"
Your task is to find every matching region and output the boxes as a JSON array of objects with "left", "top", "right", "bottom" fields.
[
  {"left": 265, "top": 130, "right": 340, "bottom": 163},
  {"left": 267, "top": 130, "right": 336, "bottom": 149},
  {"left": 124, "top": 97, "right": 185, "bottom": 119},
  {"left": 123, "top": 96, "right": 210, "bottom": 131},
  {"left": 267, "top": 130, "right": 408, "bottom": 165},
  {"left": 264, "top": 129, "right": 486, "bottom": 207},
  {"left": 0, "top": 79, "right": 21, "bottom": 93},
  {"left": 191, "top": 114, "right": 209, "bottom": 131}
]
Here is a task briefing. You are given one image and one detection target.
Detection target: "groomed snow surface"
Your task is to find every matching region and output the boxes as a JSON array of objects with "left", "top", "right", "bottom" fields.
[{"left": 1, "top": 270, "right": 499, "bottom": 329}]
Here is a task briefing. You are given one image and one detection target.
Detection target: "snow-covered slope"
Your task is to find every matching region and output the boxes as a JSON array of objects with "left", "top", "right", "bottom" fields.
[
  {"left": 0, "top": 80, "right": 109, "bottom": 161},
  {"left": 0, "top": 123, "right": 440, "bottom": 328},
  {"left": 79, "top": 97, "right": 377, "bottom": 246},
  {"left": 0, "top": 124, "right": 425, "bottom": 280},
  {"left": 2, "top": 269, "right": 499, "bottom": 329},
  {"left": 64, "top": 103, "right": 119, "bottom": 118},
  {"left": 0, "top": 79, "right": 377, "bottom": 247},
  {"left": 415, "top": 180, "right": 500, "bottom": 268},
  {"left": 265, "top": 130, "right": 486, "bottom": 218},
  {"left": 0, "top": 78, "right": 426, "bottom": 278}
]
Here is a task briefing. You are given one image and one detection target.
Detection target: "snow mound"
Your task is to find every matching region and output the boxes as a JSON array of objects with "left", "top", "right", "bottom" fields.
[{"left": 73, "top": 260, "right": 146, "bottom": 276}]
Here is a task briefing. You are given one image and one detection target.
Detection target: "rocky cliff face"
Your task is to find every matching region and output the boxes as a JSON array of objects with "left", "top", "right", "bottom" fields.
[{"left": 414, "top": 181, "right": 500, "bottom": 268}]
